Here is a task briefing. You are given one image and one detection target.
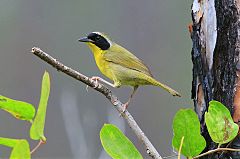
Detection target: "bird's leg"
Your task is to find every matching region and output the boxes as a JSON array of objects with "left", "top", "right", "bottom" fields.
[
  {"left": 86, "top": 76, "right": 115, "bottom": 91},
  {"left": 95, "top": 76, "right": 115, "bottom": 87},
  {"left": 122, "top": 86, "right": 139, "bottom": 112}
]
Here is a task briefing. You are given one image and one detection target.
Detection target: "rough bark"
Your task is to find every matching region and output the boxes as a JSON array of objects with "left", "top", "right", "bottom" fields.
[{"left": 191, "top": 0, "right": 240, "bottom": 158}]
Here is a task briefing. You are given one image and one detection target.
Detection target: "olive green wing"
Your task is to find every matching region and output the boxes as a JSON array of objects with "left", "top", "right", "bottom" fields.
[{"left": 103, "top": 44, "right": 153, "bottom": 77}]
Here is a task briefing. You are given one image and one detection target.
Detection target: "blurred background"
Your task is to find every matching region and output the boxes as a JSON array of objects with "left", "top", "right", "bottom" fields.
[{"left": 0, "top": 0, "right": 192, "bottom": 158}]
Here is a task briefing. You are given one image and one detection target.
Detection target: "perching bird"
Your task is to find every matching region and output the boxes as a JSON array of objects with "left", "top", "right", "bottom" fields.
[{"left": 79, "top": 32, "right": 180, "bottom": 111}]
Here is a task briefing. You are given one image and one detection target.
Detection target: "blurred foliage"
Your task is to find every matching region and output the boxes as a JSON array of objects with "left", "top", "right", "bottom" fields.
[
  {"left": 0, "top": 71, "right": 50, "bottom": 158},
  {"left": 0, "top": 95, "right": 35, "bottom": 121},
  {"left": 0, "top": 138, "right": 30, "bottom": 159},
  {"left": 10, "top": 139, "right": 31, "bottom": 159},
  {"left": 205, "top": 101, "right": 239, "bottom": 145},
  {"left": 100, "top": 124, "right": 143, "bottom": 159},
  {"left": 172, "top": 109, "right": 206, "bottom": 158},
  {"left": 173, "top": 101, "right": 239, "bottom": 158},
  {"left": 30, "top": 71, "right": 50, "bottom": 141}
]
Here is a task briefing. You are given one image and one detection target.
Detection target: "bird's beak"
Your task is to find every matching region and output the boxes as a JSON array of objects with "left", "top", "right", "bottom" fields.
[{"left": 78, "top": 37, "right": 93, "bottom": 43}]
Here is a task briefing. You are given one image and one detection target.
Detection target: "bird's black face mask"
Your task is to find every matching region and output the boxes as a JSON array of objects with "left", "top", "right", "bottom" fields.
[{"left": 86, "top": 32, "right": 110, "bottom": 50}]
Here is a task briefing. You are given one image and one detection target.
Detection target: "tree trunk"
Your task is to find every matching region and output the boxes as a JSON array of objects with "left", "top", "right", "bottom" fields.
[{"left": 190, "top": 0, "right": 240, "bottom": 158}]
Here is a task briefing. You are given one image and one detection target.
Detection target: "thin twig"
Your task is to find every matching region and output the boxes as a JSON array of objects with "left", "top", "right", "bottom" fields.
[
  {"left": 193, "top": 148, "right": 240, "bottom": 159},
  {"left": 30, "top": 140, "right": 45, "bottom": 154},
  {"left": 31, "top": 47, "right": 162, "bottom": 159},
  {"left": 163, "top": 154, "right": 177, "bottom": 159}
]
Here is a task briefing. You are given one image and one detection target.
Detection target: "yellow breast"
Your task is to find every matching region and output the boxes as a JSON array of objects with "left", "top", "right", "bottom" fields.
[{"left": 87, "top": 43, "right": 113, "bottom": 81}]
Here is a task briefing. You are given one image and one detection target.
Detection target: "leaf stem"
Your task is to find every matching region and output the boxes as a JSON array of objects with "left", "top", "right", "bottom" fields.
[
  {"left": 193, "top": 148, "right": 240, "bottom": 159},
  {"left": 178, "top": 136, "right": 184, "bottom": 159},
  {"left": 30, "top": 140, "right": 45, "bottom": 154}
]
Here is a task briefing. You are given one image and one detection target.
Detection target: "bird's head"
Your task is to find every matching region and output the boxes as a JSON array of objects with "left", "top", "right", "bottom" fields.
[{"left": 78, "top": 32, "right": 112, "bottom": 52}]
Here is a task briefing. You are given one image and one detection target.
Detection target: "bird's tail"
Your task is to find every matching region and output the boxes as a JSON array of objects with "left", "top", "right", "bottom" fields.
[{"left": 148, "top": 76, "right": 181, "bottom": 97}]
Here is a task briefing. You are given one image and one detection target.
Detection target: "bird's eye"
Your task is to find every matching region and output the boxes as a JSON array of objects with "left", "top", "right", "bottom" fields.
[{"left": 95, "top": 36, "right": 101, "bottom": 41}]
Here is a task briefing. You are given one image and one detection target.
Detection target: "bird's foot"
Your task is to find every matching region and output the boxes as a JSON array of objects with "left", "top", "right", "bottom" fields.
[
  {"left": 119, "top": 102, "right": 129, "bottom": 117},
  {"left": 122, "top": 102, "right": 129, "bottom": 112},
  {"left": 86, "top": 76, "right": 100, "bottom": 92},
  {"left": 90, "top": 76, "right": 100, "bottom": 88},
  {"left": 111, "top": 96, "right": 118, "bottom": 106}
]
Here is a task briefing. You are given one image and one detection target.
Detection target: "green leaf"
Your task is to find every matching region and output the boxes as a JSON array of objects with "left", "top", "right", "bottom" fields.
[
  {"left": 0, "top": 137, "right": 18, "bottom": 147},
  {"left": 100, "top": 124, "right": 143, "bottom": 159},
  {"left": 10, "top": 139, "right": 31, "bottom": 159},
  {"left": 30, "top": 71, "right": 50, "bottom": 141},
  {"left": 205, "top": 100, "right": 239, "bottom": 144},
  {"left": 172, "top": 109, "right": 206, "bottom": 157},
  {"left": 0, "top": 95, "right": 35, "bottom": 121},
  {"left": 0, "top": 138, "right": 31, "bottom": 159}
]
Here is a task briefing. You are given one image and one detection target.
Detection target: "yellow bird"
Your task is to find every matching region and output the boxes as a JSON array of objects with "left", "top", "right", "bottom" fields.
[{"left": 79, "top": 32, "right": 180, "bottom": 111}]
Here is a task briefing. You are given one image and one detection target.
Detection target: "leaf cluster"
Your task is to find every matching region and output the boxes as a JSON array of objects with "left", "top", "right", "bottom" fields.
[
  {"left": 100, "top": 101, "right": 239, "bottom": 159},
  {"left": 172, "top": 101, "right": 238, "bottom": 158},
  {"left": 0, "top": 71, "right": 50, "bottom": 159}
]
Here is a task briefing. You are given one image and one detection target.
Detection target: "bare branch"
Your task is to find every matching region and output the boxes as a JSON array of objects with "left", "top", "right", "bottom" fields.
[{"left": 31, "top": 47, "right": 162, "bottom": 159}]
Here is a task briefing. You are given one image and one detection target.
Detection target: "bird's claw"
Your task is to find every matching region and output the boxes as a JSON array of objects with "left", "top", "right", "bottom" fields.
[
  {"left": 91, "top": 76, "right": 100, "bottom": 88},
  {"left": 122, "top": 102, "right": 129, "bottom": 113},
  {"left": 111, "top": 97, "right": 118, "bottom": 106},
  {"left": 119, "top": 102, "right": 129, "bottom": 117},
  {"left": 86, "top": 76, "right": 100, "bottom": 92}
]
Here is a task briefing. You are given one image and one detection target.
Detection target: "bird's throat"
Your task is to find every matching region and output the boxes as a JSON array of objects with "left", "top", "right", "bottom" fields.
[
  {"left": 86, "top": 43, "right": 105, "bottom": 71},
  {"left": 87, "top": 43, "right": 103, "bottom": 56}
]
